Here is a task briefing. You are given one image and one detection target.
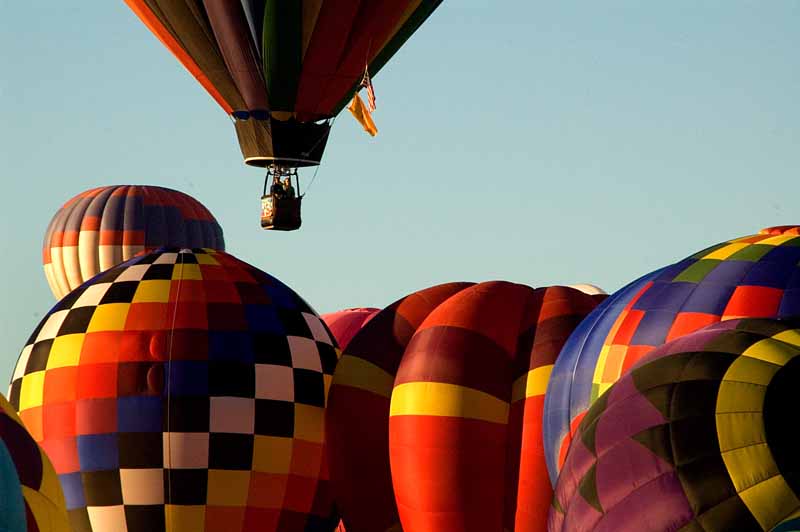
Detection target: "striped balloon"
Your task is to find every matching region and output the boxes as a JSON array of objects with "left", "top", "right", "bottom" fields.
[
  {"left": 42, "top": 185, "right": 224, "bottom": 300},
  {"left": 123, "top": 1, "right": 443, "bottom": 167},
  {"left": 327, "top": 282, "right": 604, "bottom": 532}
]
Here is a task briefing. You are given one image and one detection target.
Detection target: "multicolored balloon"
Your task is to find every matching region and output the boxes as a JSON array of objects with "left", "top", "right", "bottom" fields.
[
  {"left": 124, "top": 1, "right": 443, "bottom": 168},
  {"left": 544, "top": 226, "right": 800, "bottom": 486},
  {"left": 11, "top": 248, "right": 338, "bottom": 532},
  {"left": 321, "top": 308, "right": 379, "bottom": 351},
  {"left": 551, "top": 318, "right": 800, "bottom": 531},
  {"left": 326, "top": 282, "right": 603, "bottom": 532},
  {"left": 1, "top": 393, "right": 71, "bottom": 532},
  {"left": 43, "top": 185, "right": 224, "bottom": 300}
]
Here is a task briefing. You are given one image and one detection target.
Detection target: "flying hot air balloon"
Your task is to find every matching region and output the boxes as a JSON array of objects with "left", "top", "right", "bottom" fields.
[
  {"left": 43, "top": 185, "right": 224, "bottom": 300},
  {"left": 124, "top": 1, "right": 443, "bottom": 230}
]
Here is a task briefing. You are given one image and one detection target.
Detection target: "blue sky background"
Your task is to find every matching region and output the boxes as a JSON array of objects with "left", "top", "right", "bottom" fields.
[{"left": 1, "top": 2, "right": 798, "bottom": 383}]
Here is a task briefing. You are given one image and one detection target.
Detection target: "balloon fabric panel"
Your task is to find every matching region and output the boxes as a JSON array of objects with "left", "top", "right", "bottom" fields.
[
  {"left": 550, "top": 318, "right": 800, "bottom": 532},
  {"left": 123, "top": 0, "right": 241, "bottom": 113},
  {"left": 203, "top": 1, "right": 270, "bottom": 111},
  {"left": 12, "top": 249, "right": 339, "bottom": 532},
  {"left": 261, "top": 1, "right": 302, "bottom": 112}
]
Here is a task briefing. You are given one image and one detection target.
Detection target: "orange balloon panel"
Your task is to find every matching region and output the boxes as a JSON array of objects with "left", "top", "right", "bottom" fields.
[{"left": 326, "top": 283, "right": 471, "bottom": 532}]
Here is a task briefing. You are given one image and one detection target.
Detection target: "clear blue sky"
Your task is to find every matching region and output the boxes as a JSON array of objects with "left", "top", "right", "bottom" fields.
[{"left": 1, "top": 2, "right": 799, "bottom": 383}]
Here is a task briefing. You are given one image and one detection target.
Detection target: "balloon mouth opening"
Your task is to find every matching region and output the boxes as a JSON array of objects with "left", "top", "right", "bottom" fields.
[
  {"left": 244, "top": 156, "right": 322, "bottom": 168},
  {"left": 759, "top": 225, "right": 800, "bottom": 236},
  {"left": 763, "top": 355, "right": 800, "bottom": 493}
]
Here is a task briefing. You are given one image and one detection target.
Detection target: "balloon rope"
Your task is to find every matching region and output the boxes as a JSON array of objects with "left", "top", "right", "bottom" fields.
[
  {"left": 301, "top": 165, "right": 322, "bottom": 199},
  {"left": 165, "top": 253, "right": 185, "bottom": 518},
  {"left": 301, "top": 118, "right": 335, "bottom": 198}
]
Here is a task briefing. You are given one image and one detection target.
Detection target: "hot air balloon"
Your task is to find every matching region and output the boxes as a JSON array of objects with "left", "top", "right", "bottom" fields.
[
  {"left": 10, "top": 248, "right": 339, "bottom": 532},
  {"left": 123, "top": 1, "right": 443, "bottom": 230},
  {"left": 43, "top": 185, "right": 224, "bottom": 300},
  {"left": 550, "top": 318, "right": 800, "bottom": 532},
  {"left": 326, "top": 282, "right": 604, "bottom": 532},
  {"left": 1, "top": 393, "right": 71, "bottom": 532},
  {"left": 321, "top": 308, "right": 379, "bottom": 351},
  {"left": 543, "top": 225, "right": 800, "bottom": 486}
]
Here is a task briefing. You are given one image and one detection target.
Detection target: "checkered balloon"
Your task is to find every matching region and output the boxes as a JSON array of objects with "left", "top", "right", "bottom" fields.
[
  {"left": 9, "top": 248, "right": 339, "bottom": 532},
  {"left": 544, "top": 225, "right": 800, "bottom": 488}
]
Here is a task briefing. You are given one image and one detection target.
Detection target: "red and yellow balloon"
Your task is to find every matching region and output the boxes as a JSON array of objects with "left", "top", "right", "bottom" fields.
[{"left": 326, "top": 282, "right": 605, "bottom": 532}]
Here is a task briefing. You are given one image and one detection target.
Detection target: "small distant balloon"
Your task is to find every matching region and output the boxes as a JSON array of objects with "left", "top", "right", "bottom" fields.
[{"left": 42, "top": 185, "right": 224, "bottom": 299}]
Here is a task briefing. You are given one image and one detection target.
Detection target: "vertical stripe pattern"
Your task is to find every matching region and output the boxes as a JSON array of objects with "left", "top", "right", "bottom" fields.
[
  {"left": 124, "top": 0, "right": 443, "bottom": 166},
  {"left": 42, "top": 185, "right": 224, "bottom": 300}
]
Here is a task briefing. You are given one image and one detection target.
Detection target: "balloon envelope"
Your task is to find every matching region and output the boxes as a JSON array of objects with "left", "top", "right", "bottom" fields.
[
  {"left": 124, "top": 1, "right": 443, "bottom": 167},
  {"left": 1, "top": 393, "right": 71, "bottom": 532},
  {"left": 11, "top": 248, "right": 338, "bottom": 532},
  {"left": 550, "top": 318, "right": 800, "bottom": 531},
  {"left": 544, "top": 226, "right": 800, "bottom": 486},
  {"left": 327, "top": 282, "right": 604, "bottom": 532},
  {"left": 43, "top": 185, "right": 224, "bottom": 300}
]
